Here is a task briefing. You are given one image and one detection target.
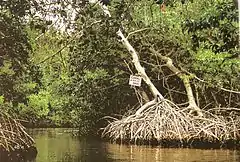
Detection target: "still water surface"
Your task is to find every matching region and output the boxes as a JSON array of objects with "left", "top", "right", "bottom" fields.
[{"left": 28, "top": 128, "right": 240, "bottom": 162}]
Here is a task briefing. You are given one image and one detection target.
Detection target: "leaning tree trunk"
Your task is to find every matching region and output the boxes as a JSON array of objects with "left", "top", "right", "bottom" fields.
[
  {"left": 116, "top": 31, "right": 163, "bottom": 100},
  {"left": 149, "top": 48, "right": 203, "bottom": 116},
  {"left": 98, "top": 2, "right": 166, "bottom": 115},
  {"left": 116, "top": 31, "right": 165, "bottom": 116}
]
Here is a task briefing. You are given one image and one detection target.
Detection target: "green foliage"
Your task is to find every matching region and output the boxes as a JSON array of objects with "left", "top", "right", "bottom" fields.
[
  {"left": 1, "top": 0, "right": 72, "bottom": 126},
  {"left": 21, "top": 27, "right": 71, "bottom": 126},
  {"left": 183, "top": 1, "right": 238, "bottom": 54},
  {"left": 193, "top": 49, "right": 239, "bottom": 87},
  {"left": 27, "top": 91, "right": 50, "bottom": 118},
  {"left": 66, "top": 3, "right": 139, "bottom": 135},
  {"left": 0, "top": 7, "right": 32, "bottom": 105},
  {"left": 0, "top": 96, "right": 4, "bottom": 105},
  {"left": 0, "top": 0, "right": 31, "bottom": 17},
  {"left": 0, "top": 61, "right": 15, "bottom": 76}
]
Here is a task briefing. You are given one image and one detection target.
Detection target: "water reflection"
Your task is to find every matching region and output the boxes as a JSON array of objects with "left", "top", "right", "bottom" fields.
[
  {"left": 107, "top": 144, "right": 240, "bottom": 162},
  {"left": 28, "top": 128, "right": 110, "bottom": 162},
  {"left": 28, "top": 128, "right": 240, "bottom": 162}
]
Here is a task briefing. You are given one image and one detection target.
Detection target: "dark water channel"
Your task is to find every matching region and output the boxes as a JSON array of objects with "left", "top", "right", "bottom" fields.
[{"left": 28, "top": 128, "right": 240, "bottom": 162}]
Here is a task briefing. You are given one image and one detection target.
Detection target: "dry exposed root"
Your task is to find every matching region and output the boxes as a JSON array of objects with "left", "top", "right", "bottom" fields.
[
  {"left": 101, "top": 100, "right": 240, "bottom": 145},
  {"left": 0, "top": 112, "right": 35, "bottom": 152}
]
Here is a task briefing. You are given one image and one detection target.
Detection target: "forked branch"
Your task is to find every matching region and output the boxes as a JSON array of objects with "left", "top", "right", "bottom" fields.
[{"left": 149, "top": 48, "right": 203, "bottom": 116}]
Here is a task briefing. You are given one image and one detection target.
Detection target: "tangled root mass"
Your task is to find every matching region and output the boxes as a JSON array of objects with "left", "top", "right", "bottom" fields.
[{"left": 102, "top": 100, "right": 240, "bottom": 147}]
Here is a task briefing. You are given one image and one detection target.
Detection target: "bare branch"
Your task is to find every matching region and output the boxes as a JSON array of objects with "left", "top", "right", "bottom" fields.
[
  {"left": 149, "top": 48, "right": 203, "bottom": 116},
  {"left": 126, "top": 28, "right": 150, "bottom": 39},
  {"left": 37, "top": 20, "right": 102, "bottom": 64},
  {"left": 190, "top": 72, "right": 240, "bottom": 94}
]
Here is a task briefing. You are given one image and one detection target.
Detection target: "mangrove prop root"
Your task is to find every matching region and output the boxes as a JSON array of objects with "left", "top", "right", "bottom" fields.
[
  {"left": 101, "top": 100, "right": 240, "bottom": 145},
  {"left": 0, "top": 112, "right": 35, "bottom": 152}
]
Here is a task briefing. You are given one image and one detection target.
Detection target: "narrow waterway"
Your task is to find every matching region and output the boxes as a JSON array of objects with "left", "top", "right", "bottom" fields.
[{"left": 28, "top": 128, "right": 240, "bottom": 162}]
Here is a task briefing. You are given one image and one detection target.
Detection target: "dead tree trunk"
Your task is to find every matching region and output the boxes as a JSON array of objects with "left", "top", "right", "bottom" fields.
[
  {"left": 116, "top": 31, "right": 163, "bottom": 99},
  {"left": 117, "top": 30, "right": 165, "bottom": 115},
  {"left": 97, "top": 2, "right": 166, "bottom": 115}
]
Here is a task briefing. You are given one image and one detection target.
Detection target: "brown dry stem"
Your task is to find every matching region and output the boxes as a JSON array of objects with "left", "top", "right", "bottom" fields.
[{"left": 0, "top": 112, "right": 35, "bottom": 152}]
